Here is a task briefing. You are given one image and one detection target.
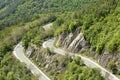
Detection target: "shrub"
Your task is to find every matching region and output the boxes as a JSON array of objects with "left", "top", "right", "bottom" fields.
[
  {"left": 73, "top": 56, "right": 81, "bottom": 65},
  {"left": 108, "top": 60, "right": 116, "bottom": 70},
  {"left": 117, "top": 70, "right": 120, "bottom": 75},
  {"left": 46, "top": 48, "right": 54, "bottom": 55}
]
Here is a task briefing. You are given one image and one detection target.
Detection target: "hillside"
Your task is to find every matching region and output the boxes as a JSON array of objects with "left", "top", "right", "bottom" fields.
[
  {"left": 20, "top": 0, "right": 120, "bottom": 79},
  {"left": 0, "top": 0, "right": 97, "bottom": 30},
  {"left": 0, "top": 0, "right": 120, "bottom": 80},
  {"left": 54, "top": 0, "right": 120, "bottom": 54},
  {"left": 53, "top": 0, "right": 120, "bottom": 75}
]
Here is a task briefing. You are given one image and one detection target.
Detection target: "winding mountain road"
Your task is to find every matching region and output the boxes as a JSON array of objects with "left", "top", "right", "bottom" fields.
[
  {"left": 13, "top": 23, "right": 52, "bottom": 80},
  {"left": 43, "top": 38, "right": 119, "bottom": 80},
  {"left": 13, "top": 22, "right": 119, "bottom": 80}
]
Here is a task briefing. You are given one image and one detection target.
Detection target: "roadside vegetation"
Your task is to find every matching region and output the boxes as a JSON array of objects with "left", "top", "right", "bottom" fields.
[{"left": 0, "top": 54, "right": 36, "bottom": 80}]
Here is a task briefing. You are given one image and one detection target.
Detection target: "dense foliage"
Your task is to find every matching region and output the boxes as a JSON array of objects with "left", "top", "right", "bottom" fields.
[
  {"left": 0, "top": 0, "right": 97, "bottom": 30},
  {"left": 53, "top": 0, "right": 120, "bottom": 54},
  {"left": 64, "top": 56, "right": 104, "bottom": 80},
  {"left": 0, "top": 54, "right": 36, "bottom": 80}
]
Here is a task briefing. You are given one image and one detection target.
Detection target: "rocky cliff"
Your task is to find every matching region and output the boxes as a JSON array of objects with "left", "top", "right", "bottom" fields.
[{"left": 55, "top": 27, "right": 89, "bottom": 53}]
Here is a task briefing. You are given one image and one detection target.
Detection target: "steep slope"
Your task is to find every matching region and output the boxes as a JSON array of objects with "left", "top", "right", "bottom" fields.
[{"left": 53, "top": 0, "right": 120, "bottom": 75}]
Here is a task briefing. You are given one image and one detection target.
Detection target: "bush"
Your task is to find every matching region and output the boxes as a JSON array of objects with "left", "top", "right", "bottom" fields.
[
  {"left": 46, "top": 48, "right": 54, "bottom": 55},
  {"left": 73, "top": 56, "right": 81, "bottom": 65},
  {"left": 108, "top": 60, "right": 116, "bottom": 70},
  {"left": 0, "top": 42, "right": 12, "bottom": 54},
  {"left": 117, "top": 70, "right": 120, "bottom": 75}
]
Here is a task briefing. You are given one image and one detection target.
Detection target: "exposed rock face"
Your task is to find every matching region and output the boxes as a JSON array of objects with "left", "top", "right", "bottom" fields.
[
  {"left": 68, "top": 33, "right": 89, "bottom": 52},
  {"left": 62, "top": 27, "right": 81, "bottom": 48},
  {"left": 55, "top": 31, "right": 69, "bottom": 47},
  {"left": 26, "top": 46, "right": 34, "bottom": 57},
  {"left": 87, "top": 50, "right": 120, "bottom": 70},
  {"left": 55, "top": 27, "right": 89, "bottom": 53},
  {"left": 99, "top": 50, "right": 120, "bottom": 69},
  {"left": 26, "top": 44, "right": 38, "bottom": 58}
]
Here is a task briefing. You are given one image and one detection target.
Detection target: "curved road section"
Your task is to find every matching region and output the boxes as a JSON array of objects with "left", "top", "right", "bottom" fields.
[
  {"left": 13, "top": 23, "right": 52, "bottom": 80},
  {"left": 43, "top": 38, "right": 119, "bottom": 80}
]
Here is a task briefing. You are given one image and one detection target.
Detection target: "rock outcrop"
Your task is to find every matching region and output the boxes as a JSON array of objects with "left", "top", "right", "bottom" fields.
[
  {"left": 26, "top": 44, "right": 38, "bottom": 58},
  {"left": 55, "top": 27, "right": 89, "bottom": 53}
]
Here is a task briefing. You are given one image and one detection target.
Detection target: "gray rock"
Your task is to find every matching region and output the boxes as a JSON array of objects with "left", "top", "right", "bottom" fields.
[{"left": 55, "top": 27, "right": 89, "bottom": 53}]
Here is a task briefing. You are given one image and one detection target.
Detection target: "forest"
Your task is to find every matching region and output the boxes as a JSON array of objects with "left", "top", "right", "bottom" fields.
[{"left": 0, "top": 0, "right": 97, "bottom": 30}]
